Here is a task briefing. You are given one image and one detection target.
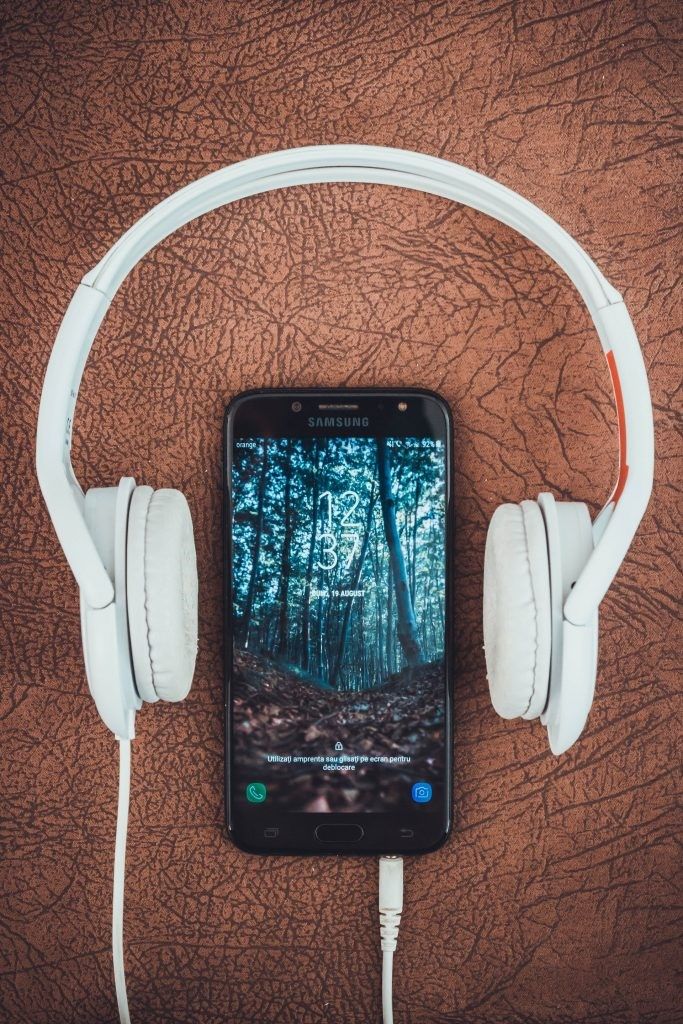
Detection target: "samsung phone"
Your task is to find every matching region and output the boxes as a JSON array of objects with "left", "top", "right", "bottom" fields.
[{"left": 224, "top": 389, "right": 452, "bottom": 854}]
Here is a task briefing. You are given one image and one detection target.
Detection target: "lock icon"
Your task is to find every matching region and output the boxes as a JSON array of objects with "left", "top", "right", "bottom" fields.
[{"left": 334, "top": 741, "right": 343, "bottom": 751}]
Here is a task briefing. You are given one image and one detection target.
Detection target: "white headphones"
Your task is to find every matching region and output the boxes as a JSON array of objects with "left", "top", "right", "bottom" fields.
[{"left": 36, "top": 145, "right": 654, "bottom": 755}]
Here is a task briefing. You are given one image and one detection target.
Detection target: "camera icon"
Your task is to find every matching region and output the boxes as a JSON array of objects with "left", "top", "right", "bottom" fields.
[{"left": 411, "top": 781, "right": 433, "bottom": 804}]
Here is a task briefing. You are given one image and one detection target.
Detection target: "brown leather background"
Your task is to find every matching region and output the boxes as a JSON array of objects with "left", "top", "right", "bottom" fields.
[{"left": 1, "top": 2, "right": 681, "bottom": 1022}]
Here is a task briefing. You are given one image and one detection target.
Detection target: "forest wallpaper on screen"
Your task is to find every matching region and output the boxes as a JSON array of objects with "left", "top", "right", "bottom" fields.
[
  {"left": 230, "top": 434, "right": 448, "bottom": 812},
  {"left": 231, "top": 436, "right": 446, "bottom": 689}
]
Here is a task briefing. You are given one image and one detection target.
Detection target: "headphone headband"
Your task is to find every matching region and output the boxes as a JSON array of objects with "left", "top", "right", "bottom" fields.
[{"left": 36, "top": 145, "right": 653, "bottom": 623}]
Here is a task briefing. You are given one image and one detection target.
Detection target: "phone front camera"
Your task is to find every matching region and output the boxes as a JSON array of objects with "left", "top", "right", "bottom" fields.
[
  {"left": 292, "top": 401, "right": 302, "bottom": 413},
  {"left": 398, "top": 401, "right": 408, "bottom": 412}
]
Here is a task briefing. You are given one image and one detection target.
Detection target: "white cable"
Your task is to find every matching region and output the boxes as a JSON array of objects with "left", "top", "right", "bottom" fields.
[
  {"left": 378, "top": 856, "right": 404, "bottom": 1024},
  {"left": 382, "top": 950, "right": 394, "bottom": 1024},
  {"left": 113, "top": 738, "right": 131, "bottom": 1024}
]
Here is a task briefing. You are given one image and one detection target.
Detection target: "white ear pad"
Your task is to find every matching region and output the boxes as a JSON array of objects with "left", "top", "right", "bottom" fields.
[
  {"left": 483, "top": 500, "right": 551, "bottom": 720},
  {"left": 126, "top": 486, "right": 198, "bottom": 703}
]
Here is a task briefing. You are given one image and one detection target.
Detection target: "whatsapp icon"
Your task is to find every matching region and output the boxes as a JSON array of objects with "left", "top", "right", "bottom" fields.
[{"left": 245, "top": 782, "right": 267, "bottom": 804}]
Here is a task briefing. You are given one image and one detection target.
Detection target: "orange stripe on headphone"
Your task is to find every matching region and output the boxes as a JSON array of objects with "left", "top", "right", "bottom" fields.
[{"left": 606, "top": 350, "right": 628, "bottom": 503}]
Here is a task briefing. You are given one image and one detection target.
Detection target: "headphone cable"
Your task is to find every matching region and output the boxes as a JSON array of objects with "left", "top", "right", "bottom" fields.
[
  {"left": 113, "top": 738, "right": 131, "bottom": 1024},
  {"left": 378, "top": 855, "right": 404, "bottom": 1024}
]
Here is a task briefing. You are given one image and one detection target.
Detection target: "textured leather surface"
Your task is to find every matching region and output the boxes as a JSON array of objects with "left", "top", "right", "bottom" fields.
[{"left": 1, "top": 2, "right": 680, "bottom": 1022}]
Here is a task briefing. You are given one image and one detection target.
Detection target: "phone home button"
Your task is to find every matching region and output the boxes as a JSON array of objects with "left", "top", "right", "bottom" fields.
[{"left": 314, "top": 823, "right": 364, "bottom": 844}]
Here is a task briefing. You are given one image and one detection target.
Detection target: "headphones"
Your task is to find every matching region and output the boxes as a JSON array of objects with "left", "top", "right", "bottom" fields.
[{"left": 36, "top": 145, "right": 654, "bottom": 755}]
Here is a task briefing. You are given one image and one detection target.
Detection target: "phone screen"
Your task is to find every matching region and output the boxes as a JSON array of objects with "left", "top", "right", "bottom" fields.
[{"left": 225, "top": 391, "right": 451, "bottom": 853}]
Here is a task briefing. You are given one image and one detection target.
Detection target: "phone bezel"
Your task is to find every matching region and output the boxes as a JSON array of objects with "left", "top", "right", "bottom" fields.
[{"left": 223, "top": 388, "right": 454, "bottom": 855}]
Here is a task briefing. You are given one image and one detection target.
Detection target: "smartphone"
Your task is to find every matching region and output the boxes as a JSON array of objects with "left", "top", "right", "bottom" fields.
[{"left": 224, "top": 389, "right": 452, "bottom": 854}]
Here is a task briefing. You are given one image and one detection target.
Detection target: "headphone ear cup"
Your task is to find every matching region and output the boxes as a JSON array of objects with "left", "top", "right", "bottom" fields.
[
  {"left": 483, "top": 500, "right": 551, "bottom": 721},
  {"left": 126, "top": 486, "right": 198, "bottom": 704}
]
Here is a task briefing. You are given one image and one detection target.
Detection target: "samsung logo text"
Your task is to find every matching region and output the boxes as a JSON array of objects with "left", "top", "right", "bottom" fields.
[{"left": 307, "top": 416, "right": 370, "bottom": 428}]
